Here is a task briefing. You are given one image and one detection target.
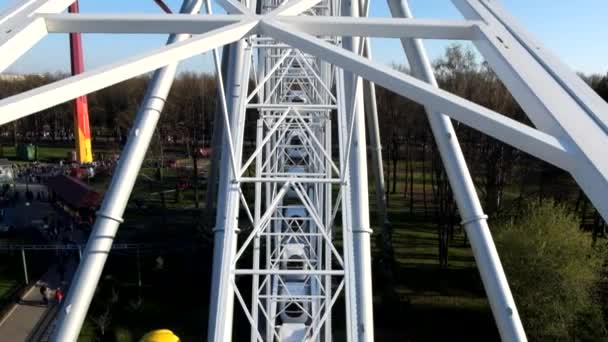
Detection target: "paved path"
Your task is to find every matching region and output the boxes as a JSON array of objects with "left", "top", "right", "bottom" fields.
[
  {"left": 0, "top": 182, "right": 88, "bottom": 340},
  {"left": 0, "top": 284, "right": 48, "bottom": 341},
  {"left": 0, "top": 259, "right": 76, "bottom": 341}
]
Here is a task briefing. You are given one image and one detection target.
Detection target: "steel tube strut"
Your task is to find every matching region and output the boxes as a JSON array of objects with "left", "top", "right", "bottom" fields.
[
  {"left": 362, "top": 37, "right": 392, "bottom": 275},
  {"left": 52, "top": 1, "right": 203, "bottom": 340},
  {"left": 341, "top": 0, "right": 375, "bottom": 339},
  {"left": 207, "top": 35, "right": 251, "bottom": 342},
  {"left": 386, "top": 0, "right": 526, "bottom": 340},
  {"left": 251, "top": 119, "right": 263, "bottom": 342},
  {"left": 206, "top": 45, "right": 231, "bottom": 216}
]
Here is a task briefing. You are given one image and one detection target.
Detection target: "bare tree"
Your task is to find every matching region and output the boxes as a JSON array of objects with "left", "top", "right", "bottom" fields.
[{"left": 91, "top": 305, "right": 112, "bottom": 337}]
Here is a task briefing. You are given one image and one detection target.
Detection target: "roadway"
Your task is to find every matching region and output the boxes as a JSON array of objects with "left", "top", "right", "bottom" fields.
[{"left": 0, "top": 182, "right": 79, "bottom": 341}]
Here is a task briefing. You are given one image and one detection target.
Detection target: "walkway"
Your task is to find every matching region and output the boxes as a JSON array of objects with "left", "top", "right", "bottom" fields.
[{"left": 0, "top": 257, "right": 76, "bottom": 341}]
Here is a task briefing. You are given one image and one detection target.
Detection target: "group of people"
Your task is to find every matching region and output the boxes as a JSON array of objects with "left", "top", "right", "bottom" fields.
[
  {"left": 39, "top": 284, "right": 63, "bottom": 306},
  {"left": 13, "top": 158, "right": 118, "bottom": 182},
  {"left": 13, "top": 162, "right": 71, "bottom": 184}
]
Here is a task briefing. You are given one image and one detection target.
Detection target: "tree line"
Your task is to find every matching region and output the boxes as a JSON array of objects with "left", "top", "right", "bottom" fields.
[
  {"left": 0, "top": 44, "right": 606, "bottom": 242},
  {"left": 2, "top": 44, "right": 607, "bottom": 340},
  {"left": 0, "top": 71, "right": 217, "bottom": 150}
]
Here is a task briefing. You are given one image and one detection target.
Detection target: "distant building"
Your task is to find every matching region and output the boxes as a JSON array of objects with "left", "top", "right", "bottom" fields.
[
  {"left": 0, "top": 159, "right": 14, "bottom": 185},
  {"left": 47, "top": 175, "right": 101, "bottom": 220},
  {"left": 0, "top": 73, "right": 26, "bottom": 81}
]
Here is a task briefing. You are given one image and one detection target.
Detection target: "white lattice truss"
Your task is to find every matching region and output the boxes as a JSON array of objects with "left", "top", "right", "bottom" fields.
[{"left": 1, "top": 0, "right": 607, "bottom": 341}]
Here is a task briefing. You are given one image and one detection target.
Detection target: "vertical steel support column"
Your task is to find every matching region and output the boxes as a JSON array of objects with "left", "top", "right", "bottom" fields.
[
  {"left": 362, "top": 53, "right": 391, "bottom": 262},
  {"left": 251, "top": 119, "right": 263, "bottom": 342},
  {"left": 347, "top": 69, "right": 375, "bottom": 342},
  {"left": 360, "top": 0, "right": 389, "bottom": 254},
  {"left": 21, "top": 248, "right": 28, "bottom": 284},
  {"left": 52, "top": 1, "right": 203, "bottom": 341},
  {"left": 265, "top": 115, "right": 274, "bottom": 342},
  {"left": 324, "top": 117, "right": 333, "bottom": 342},
  {"left": 206, "top": 44, "right": 231, "bottom": 216},
  {"left": 336, "top": 69, "right": 357, "bottom": 342},
  {"left": 341, "top": 0, "right": 375, "bottom": 339},
  {"left": 387, "top": 1, "right": 526, "bottom": 340},
  {"left": 207, "top": 38, "right": 251, "bottom": 342},
  {"left": 320, "top": 59, "right": 333, "bottom": 342},
  {"left": 250, "top": 0, "right": 261, "bottom": 337},
  {"left": 68, "top": 1, "right": 93, "bottom": 164}
]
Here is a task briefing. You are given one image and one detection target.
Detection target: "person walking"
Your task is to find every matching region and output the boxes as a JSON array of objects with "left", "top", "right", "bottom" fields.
[
  {"left": 40, "top": 285, "right": 48, "bottom": 306},
  {"left": 55, "top": 288, "right": 64, "bottom": 303}
]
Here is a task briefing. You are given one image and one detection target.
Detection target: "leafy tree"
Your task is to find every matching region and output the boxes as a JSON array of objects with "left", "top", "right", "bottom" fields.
[
  {"left": 594, "top": 73, "right": 608, "bottom": 102},
  {"left": 91, "top": 305, "right": 112, "bottom": 337},
  {"left": 582, "top": 72, "right": 608, "bottom": 102},
  {"left": 494, "top": 201, "right": 606, "bottom": 341}
]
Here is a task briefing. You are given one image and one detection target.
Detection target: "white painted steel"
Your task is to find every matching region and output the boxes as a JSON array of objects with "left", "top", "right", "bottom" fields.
[
  {"left": 0, "top": 0, "right": 77, "bottom": 72},
  {"left": 0, "top": 0, "right": 605, "bottom": 341},
  {"left": 43, "top": 13, "right": 245, "bottom": 33},
  {"left": 0, "top": 19, "right": 258, "bottom": 126},
  {"left": 278, "top": 16, "right": 480, "bottom": 39},
  {"left": 51, "top": 1, "right": 205, "bottom": 341},
  {"left": 387, "top": 0, "right": 525, "bottom": 340},
  {"left": 207, "top": 34, "right": 252, "bottom": 342},
  {"left": 260, "top": 20, "right": 573, "bottom": 169},
  {"left": 341, "top": 0, "right": 374, "bottom": 339}
]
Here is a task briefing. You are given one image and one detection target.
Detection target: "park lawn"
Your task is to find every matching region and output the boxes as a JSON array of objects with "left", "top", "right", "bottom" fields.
[
  {"left": 366, "top": 158, "right": 501, "bottom": 340},
  {"left": 0, "top": 145, "right": 75, "bottom": 161},
  {"left": 0, "top": 277, "right": 18, "bottom": 299},
  {"left": 371, "top": 211, "right": 498, "bottom": 340},
  {"left": 0, "top": 254, "right": 22, "bottom": 299},
  {"left": 77, "top": 320, "right": 97, "bottom": 342},
  {"left": 0, "top": 145, "right": 121, "bottom": 162},
  {"left": 74, "top": 151, "right": 502, "bottom": 340}
]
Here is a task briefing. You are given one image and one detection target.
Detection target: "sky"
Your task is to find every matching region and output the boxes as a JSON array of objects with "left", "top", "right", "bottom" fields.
[{"left": 0, "top": 0, "right": 607, "bottom": 75}]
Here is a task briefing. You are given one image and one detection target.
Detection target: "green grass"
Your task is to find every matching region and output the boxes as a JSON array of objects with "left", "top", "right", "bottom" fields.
[
  {"left": 77, "top": 320, "right": 97, "bottom": 342},
  {"left": 71, "top": 153, "right": 508, "bottom": 340},
  {"left": 365, "top": 158, "right": 503, "bottom": 340},
  {"left": 0, "top": 277, "right": 18, "bottom": 299},
  {"left": 1, "top": 148, "right": 509, "bottom": 340},
  {"left": 0, "top": 145, "right": 73, "bottom": 161},
  {"left": 0, "top": 145, "right": 119, "bottom": 162},
  {"left": 0, "top": 253, "right": 23, "bottom": 299}
]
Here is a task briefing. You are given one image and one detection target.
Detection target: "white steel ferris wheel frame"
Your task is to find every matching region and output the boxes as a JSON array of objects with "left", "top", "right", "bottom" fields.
[{"left": 0, "top": 0, "right": 606, "bottom": 341}]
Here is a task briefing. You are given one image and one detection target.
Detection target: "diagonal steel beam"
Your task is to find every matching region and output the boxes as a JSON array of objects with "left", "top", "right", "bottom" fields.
[
  {"left": 453, "top": 0, "right": 608, "bottom": 221},
  {"left": 52, "top": 1, "right": 206, "bottom": 340},
  {"left": 270, "top": 0, "right": 325, "bottom": 16},
  {"left": 476, "top": 0, "right": 608, "bottom": 134},
  {"left": 247, "top": 48, "right": 293, "bottom": 102},
  {"left": 216, "top": 0, "right": 252, "bottom": 14},
  {"left": 240, "top": 107, "right": 292, "bottom": 175},
  {"left": 388, "top": 0, "right": 525, "bottom": 340},
  {"left": 295, "top": 50, "right": 337, "bottom": 103},
  {"left": 0, "top": 18, "right": 258, "bottom": 126},
  {"left": 0, "top": 0, "right": 76, "bottom": 72},
  {"left": 260, "top": 19, "right": 573, "bottom": 171}
]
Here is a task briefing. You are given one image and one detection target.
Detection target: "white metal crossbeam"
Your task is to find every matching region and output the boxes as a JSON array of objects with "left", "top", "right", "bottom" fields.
[
  {"left": 0, "top": 1, "right": 605, "bottom": 341},
  {"left": 0, "top": 0, "right": 76, "bottom": 72},
  {"left": 42, "top": 13, "right": 246, "bottom": 33},
  {"left": 260, "top": 19, "right": 574, "bottom": 170},
  {"left": 0, "top": 19, "right": 258, "bottom": 126}
]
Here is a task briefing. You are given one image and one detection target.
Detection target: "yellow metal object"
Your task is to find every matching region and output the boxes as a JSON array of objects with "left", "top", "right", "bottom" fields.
[{"left": 140, "top": 329, "right": 180, "bottom": 342}]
